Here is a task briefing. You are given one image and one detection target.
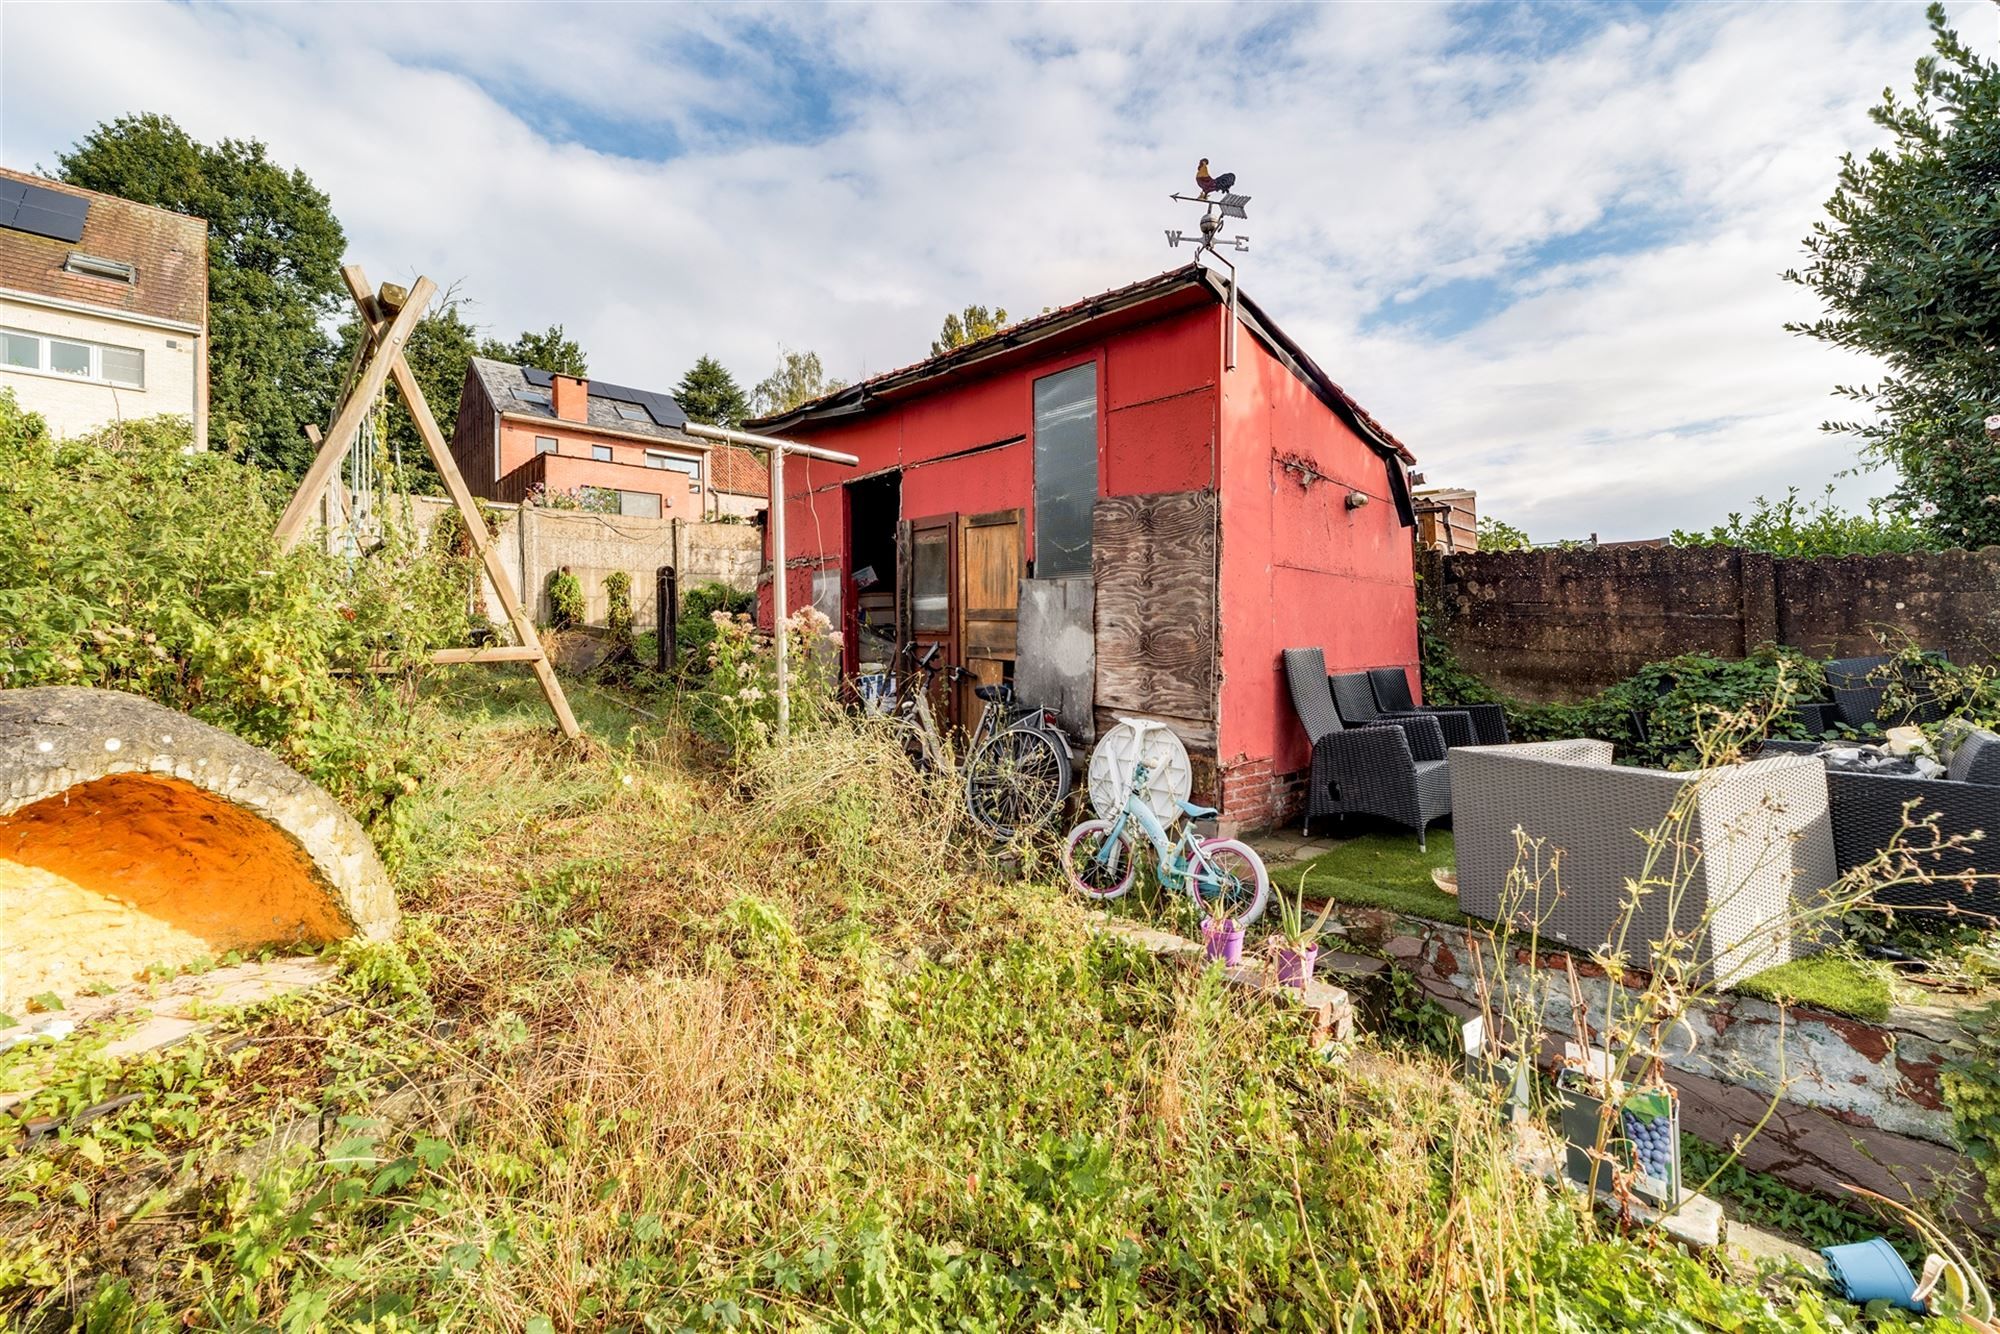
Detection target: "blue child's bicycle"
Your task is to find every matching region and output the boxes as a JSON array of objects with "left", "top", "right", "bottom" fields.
[{"left": 1062, "top": 756, "right": 1271, "bottom": 926}]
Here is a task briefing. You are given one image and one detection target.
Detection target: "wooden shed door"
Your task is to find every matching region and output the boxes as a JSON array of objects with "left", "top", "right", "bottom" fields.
[{"left": 958, "top": 509, "right": 1024, "bottom": 719}]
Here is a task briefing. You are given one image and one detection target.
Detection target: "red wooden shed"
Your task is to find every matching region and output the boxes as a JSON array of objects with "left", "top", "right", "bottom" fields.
[{"left": 750, "top": 262, "right": 1420, "bottom": 832}]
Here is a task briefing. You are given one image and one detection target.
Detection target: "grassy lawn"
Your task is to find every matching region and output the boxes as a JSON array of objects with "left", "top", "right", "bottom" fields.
[
  {"left": 1270, "top": 829, "right": 1893, "bottom": 1021},
  {"left": 0, "top": 684, "right": 1926, "bottom": 1330}
]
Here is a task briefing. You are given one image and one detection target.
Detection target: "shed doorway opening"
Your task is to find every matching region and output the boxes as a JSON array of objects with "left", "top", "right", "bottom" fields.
[{"left": 846, "top": 472, "right": 901, "bottom": 675}]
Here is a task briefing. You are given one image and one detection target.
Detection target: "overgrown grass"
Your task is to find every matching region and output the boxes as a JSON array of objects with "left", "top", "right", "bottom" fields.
[{"left": 0, "top": 684, "right": 1936, "bottom": 1330}]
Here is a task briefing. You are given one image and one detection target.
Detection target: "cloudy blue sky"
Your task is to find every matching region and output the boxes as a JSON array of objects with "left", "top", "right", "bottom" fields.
[{"left": 0, "top": 2, "right": 1981, "bottom": 539}]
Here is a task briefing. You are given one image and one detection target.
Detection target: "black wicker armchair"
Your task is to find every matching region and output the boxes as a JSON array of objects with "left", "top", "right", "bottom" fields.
[
  {"left": 1330, "top": 671, "right": 1477, "bottom": 748},
  {"left": 1284, "top": 648, "right": 1453, "bottom": 848},
  {"left": 1792, "top": 654, "right": 1949, "bottom": 736},
  {"left": 1368, "top": 666, "right": 1510, "bottom": 745}
]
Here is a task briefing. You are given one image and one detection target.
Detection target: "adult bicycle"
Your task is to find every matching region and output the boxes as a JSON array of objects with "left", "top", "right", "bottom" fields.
[{"left": 863, "top": 643, "right": 1074, "bottom": 839}]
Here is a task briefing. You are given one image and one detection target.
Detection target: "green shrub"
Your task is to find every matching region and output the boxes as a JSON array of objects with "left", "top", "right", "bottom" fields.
[
  {"left": 603, "top": 570, "right": 633, "bottom": 644},
  {"left": 1670, "top": 485, "right": 1943, "bottom": 557},
  {"left": 546, "top": 566, "right": 584, "bottom": 628},
  {"left": 0, "top": 391, "right": 475, "bottom": 836}
]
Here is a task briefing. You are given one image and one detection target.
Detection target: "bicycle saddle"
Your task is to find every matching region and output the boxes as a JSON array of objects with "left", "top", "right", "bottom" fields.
[
  {"left": 974, "top": 684, "right": 1012, "bottom": 702},
  {"left": 1177, "top": 799, "right": 1219, "bottom": 819}
]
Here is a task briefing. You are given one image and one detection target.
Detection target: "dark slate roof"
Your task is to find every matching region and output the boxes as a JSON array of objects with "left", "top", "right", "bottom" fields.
[
  {"left": 0, "top": 167, "right": 207, "bottom": 328},
  {"left": 749, "top": 262, "right": 1415, "bottom": 465},
  {"left": 469, "top": 357, "right": 701, "bottom": 448}
]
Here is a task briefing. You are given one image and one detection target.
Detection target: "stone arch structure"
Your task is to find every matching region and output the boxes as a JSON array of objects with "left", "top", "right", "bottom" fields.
[{"left": 1, "top": 687, "right": 396, "bottom": 1011}]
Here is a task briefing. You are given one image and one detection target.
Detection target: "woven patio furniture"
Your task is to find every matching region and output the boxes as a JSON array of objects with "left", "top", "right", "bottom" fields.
[
  {"left": 1450, "top": 741, "right": 1837, "bottom": 987},
  {"left": 1757, "top": 729, "right": 2000, "bottom": 920},
  {"left": 1794, "top": 654, "right": 1949, "bottom": 735},
  {"left": 1283, "top": 648, "right": 1452, "bottom": 848},
  {"left": 1367, "top": 665, "right": 1511, "bottom": 745},
  {"left": 1331, "top": 670, "right": 1478, "bottom": 748}
]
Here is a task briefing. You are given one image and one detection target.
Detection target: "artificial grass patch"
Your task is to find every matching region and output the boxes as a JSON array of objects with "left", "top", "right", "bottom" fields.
[
  {"left": 1731, "top": 954, "right": 1893, "bottom": 1022},
  {"left": 1271, "top": 829, "right": 1893, "bottom": 1021},
  {"left": 1273, "top": 829, "right": 1467, "bottom": 925}
]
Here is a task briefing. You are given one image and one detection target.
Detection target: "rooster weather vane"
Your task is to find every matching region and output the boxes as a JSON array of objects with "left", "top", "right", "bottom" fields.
[
  {"left": 1167, "top": 158, "right": 1252, "bottom": 368},
  {"left": 1167, "top": 157, "right": 1251, "bottom": 253}
]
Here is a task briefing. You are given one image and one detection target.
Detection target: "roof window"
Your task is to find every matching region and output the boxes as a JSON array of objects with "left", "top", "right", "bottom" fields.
[
  {"left": 614, "top": 403, "right": 650, "bottom": 423},
  {"left": 514, "top": 388, "right": 552, "bottom": 407},
  {"left": 63, "top": 252, "right": 135, "bottom": 283}
]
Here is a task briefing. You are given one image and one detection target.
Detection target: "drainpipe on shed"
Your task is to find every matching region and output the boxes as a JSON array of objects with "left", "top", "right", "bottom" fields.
[{"left": 682, "top": 422, "right": 859, "bottom": 742}]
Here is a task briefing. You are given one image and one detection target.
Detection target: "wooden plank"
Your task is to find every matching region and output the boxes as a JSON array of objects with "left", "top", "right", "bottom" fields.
[
  {"left": 340, "top": 263, "right": 579, "bottom": 739},
  {"left": 273, "top": 275, "right": 435, "bottom": 550},
  {"left": 1092, "top": 490, "right": 1217, "bottom": 723},
  {"left": 432, "top": 645, "right": 545, "bottom": 664}
]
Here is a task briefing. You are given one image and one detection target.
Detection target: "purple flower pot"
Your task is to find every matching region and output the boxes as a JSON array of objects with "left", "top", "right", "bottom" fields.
[
  {"left": 1202, "top": 917, "right": 1244, "bottom": 966},
  {"left": 1274, "top": 943, "right": 1318, "bottom": 990}
]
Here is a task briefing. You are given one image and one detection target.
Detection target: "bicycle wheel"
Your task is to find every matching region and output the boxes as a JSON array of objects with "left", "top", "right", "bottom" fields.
[
  {"left": 965, "top": 724, "right": 1072, "bottom": 837},
  {"left": 1182, "top": 837, "right": 1271, "bottom": 927},
  {"left": 1063, "top": 819, "right": 1137, "bottom": 900}
]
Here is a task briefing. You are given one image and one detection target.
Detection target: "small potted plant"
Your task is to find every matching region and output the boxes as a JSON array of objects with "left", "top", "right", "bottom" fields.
[
  {"left": 1201, "top": 914, "right": 1244, "bottom": 966},
  {"left": 1266, "top": 876, "right": 1336, "bottom": 991}
]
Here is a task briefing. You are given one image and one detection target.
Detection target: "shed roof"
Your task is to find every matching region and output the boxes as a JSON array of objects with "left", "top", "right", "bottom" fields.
[
  {"left": 749, "top": 262, "right": 1414, "bottom": 465},
  {"left": 709, "top": 444, "right": 769, "bottom": 498},
  {"left": 0, "top": 167, "right": 207, "bottom": 329}
]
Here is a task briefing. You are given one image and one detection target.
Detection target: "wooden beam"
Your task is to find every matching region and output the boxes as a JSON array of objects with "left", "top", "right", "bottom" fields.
[
  {"left": 431, "top": 645, "right": 546, "bottom": 664},
  {"left": 273, "top": 275, "right": 436, "bottom": 550},
  {"left": 342, "top": 264, "right": 581, "bottom": 739}
]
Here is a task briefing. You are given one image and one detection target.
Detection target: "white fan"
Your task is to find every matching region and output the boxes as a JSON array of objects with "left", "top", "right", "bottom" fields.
[{"left": 1087, "top": 717, "right": 1193, "bottom": 823}]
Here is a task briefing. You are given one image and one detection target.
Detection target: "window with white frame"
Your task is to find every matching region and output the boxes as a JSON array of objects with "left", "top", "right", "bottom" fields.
[
  {"left": 0, "top": 327, "right": 145, "bottom": 388},
  {"left": 645, "top": 450, "right": 702, "bottom": 490},
  {"left": 591, "top": 444, "right": 613, "bottom": 462},
  {"left": 534, "top": 436, "right": 559, "bottom": 455}
]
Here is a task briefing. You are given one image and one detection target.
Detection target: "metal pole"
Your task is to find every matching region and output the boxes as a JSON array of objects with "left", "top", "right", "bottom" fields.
[
  {"left": 770, "top": 445, "right": 789, "bottom": 743},
  {"left": 683, "top": 420, "right": 860, "bottom": 468},
  {"left": 656, "top": 565, "right": 677, "bottom": 674}
]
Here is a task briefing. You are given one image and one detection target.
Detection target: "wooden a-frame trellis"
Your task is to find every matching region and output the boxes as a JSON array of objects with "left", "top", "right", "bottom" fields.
[{"left": 272, "top": 264, "right": 581, "bottom": 738}]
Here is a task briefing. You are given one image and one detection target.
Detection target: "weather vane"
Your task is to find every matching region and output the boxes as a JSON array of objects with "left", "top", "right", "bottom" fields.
[
  {"left": 1167, "top": 157, "right": 1251, "bottom": 254},
  {"left": 1167, "top": 158, "right": 1251, "bottom": 367}
]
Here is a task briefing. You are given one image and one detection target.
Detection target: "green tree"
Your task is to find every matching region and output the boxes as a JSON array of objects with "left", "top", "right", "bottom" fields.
[
  {"left": 331, "top": 291, "right": 482, "bottom": 494},
  {"left": 1786, "top": 3, "right": 2000, "bottom": 548},
  {"left": 484, "top": 324, "right": 587, "bottom": 377},
  {"left": 673, "top": 355, "right": 751, "bottom": 427},
  {"left": 752, "top": 348, "right": 845, "bottom": 417},
  {"left": 930, "top": 303, "right": 1009, "bottom": 357},
  {"left": 56, "top": 113, "right": 347, "bottom": 478}
]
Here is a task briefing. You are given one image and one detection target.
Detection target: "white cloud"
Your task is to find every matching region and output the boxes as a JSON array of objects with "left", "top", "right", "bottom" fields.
[{"left": 1, "top": 0, "right": 1980, "bottom": 538}]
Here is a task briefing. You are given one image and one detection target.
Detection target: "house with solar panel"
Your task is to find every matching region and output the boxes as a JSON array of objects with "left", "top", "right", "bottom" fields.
[
  {"left": 0, "top": 168, "right": 208, "bottom": 447},
  {"left": 450, "top": 357, "right": 767, "bottom": 520}
]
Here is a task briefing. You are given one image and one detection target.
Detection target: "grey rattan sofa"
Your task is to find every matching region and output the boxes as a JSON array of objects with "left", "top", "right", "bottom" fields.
[
  {"left": 1284, "top": 648, "right": 1452, "bottom": 848},
  {"left": 1450, "top": 741, "right": 1837, "bottom": 987},
  {"left": 1761, "top": 728, "right": 2000, "bottom": 920},
  {"left": 1370, "top": 666, "right": 1510, "bottom": 745},
  {"left": 1331, "top": 671, "right": 1477, "bottom": 748},
  {"left": 1793, "top": 654, "right": 1948, "bottom": 736}
]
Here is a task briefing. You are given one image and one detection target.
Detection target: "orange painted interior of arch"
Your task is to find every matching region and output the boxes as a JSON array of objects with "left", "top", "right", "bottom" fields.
[{"left": 0, "top": 773, "right": 351, "bottom": 1003}]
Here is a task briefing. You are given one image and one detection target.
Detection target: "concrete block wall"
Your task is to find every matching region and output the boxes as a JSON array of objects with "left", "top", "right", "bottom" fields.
[
  {"left": 406, "top": 497, "right": 761, "bottom": 629},
  {"left": 1424, "top": 545, "right": 2000, "bottom": 703}
]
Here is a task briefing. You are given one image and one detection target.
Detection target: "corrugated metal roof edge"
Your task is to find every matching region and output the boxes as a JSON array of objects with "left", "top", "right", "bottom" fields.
[{"left": 748, "top": 261, "right": 1415, "bottom": 466}]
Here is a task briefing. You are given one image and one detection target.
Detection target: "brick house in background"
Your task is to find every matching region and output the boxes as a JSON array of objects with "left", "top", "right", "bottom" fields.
[
  {"left": 0, "top": 168, "right": 207, "bottom": 446},
  {"left": 450, "top": 356, "right": 766, "bottom": 520},
  {"left": 750, "top": 262, "right": 1420, "bottom": 832}
]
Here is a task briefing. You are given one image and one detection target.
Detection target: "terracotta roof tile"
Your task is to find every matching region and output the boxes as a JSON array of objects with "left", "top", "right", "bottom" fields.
[
  {"left": 0, "top": 168, "right": 206, "bottom": 328},
  {"left": 710, "top": 444, "right": 769, "bottom": 498}
]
